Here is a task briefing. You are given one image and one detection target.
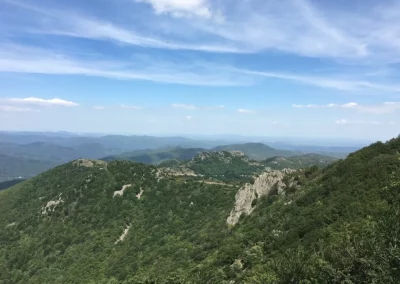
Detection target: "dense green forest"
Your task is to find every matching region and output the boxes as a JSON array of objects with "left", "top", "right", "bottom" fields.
[
  {"left": 0, "top": 137, "right": 399, "bottom": 283},
  {"left": 102, "top": 147, "right": 205, "bottom": 164},
  {"left": 164, "top": 151, "right": 338, "bottom": 183}
]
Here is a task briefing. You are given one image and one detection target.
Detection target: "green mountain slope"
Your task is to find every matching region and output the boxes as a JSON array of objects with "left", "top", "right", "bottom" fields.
[
  {"left": 102, "top": 147, "right": 205, "bottom": 164},
  {"left": 212, "top": 143, "right": 296, "bottom": 160},
  {"left": 0, "top": 159, "right": 239, "bottom": 283},
  {"left": 0, "top": 138, "right": 399, "bottom": 283},
  {"left": 184, "top": 151, "right": 265, "bottom": 183}
]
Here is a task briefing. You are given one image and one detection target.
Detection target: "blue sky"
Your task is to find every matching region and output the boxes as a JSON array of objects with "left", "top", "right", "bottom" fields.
[{"left": 0, "top": 0, "right": 399, "bottom": 140}]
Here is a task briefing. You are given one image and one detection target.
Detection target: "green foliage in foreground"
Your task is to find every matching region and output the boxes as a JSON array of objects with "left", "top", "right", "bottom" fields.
[{"left": 0, "top": 138, "right": 399, "bottom": 283}]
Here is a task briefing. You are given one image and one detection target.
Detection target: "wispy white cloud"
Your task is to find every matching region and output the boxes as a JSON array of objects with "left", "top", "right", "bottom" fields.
[
  {"left": 185, "top": 115, "right": 192, "bottom": 120},
  {"left": 0, "top": 44, "right": 250, "bottom": 86},
  {"left": 238, "top": 108, "right": 256, "bottom": 114},
  {"left": 3, "top": 97, "right": 78, "bottom": 107},
  {"left": 93, "top": 106, "right": 105, "bottom": 110},
  {"left": 335, "top": 119, "right": 380, "bottom": 125},
  {"left": 293, "top": 102, "right": 400, "bottom": 114},
  {"left": 341, "top": 102, "right": 358, "bottom": 108},
  {"left": 238, "top": 69, "right": 400, "bottom": 92},
  {"left": 2, "top": 0, "right": 400, "bottom": 94},
  {"left": 293, "top": 103, "right": 337, "bottom": 108},
  {"left": 5, "top": 0, "right": 400, "bottom": 61},
  {"left": 2, "top": 1, "right": 239, "bottom": 53},
  {"left": 172, "top": 104, "right": 224, "bottom": 110},
  {"left": 135, "top": 0, "right": 214, "bottom": 19}
]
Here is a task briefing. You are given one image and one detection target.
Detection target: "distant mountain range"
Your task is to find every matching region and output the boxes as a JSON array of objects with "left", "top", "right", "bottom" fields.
[
  {"left": 102, "top": 143, "right": 338, "bottom": 167},
  {"left": 0, "top": 132, "right": 357, "bottom": 181},
  {"left": 103, "top": 143, "right": 300, "bottom": 164},
  {"left": 0, "top": 154, "right": 56, "bottom": 182}
]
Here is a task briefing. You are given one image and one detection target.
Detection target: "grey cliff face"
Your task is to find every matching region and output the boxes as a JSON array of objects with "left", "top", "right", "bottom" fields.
[{"left": 227, "top": 169, "right": 295, "bottom": 226}]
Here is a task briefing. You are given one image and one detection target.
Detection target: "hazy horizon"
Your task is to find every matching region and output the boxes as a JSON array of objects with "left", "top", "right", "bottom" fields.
[{"left": 0, "top": 129, "right": 378, "bottom": 147}]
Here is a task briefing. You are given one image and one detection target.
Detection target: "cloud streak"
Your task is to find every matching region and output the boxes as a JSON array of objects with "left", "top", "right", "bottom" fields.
[
  {"left": 7, "top": 97, "right": 79, "bottom": 107},
  {"left": 293, "top": 102, "right": 400, "bottom": 114},
  {"left": 335, "top": 119, "right": 380, "bottom": 125},
  {"left": 135, "top": 0, "right": 214, "bottom": 19},
  {"left": 172, "top": 104, "right": 225, "bottom": 110},
  {"left": 0, "top": 44, "right": 251, "bottom": 86},
  {"left": 238, "top": 108, "right": 256, "bottom": 114},
  {"left": 4, "top": 0, "right": 400, "bottom": 61},
  {"left": 238, "top": 69, "right": 400, "bottom": 92},
  {"left": 2, "top": 0, "right": 400, "bottom": 93}
]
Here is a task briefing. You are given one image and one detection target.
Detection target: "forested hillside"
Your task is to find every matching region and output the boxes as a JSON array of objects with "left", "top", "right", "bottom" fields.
[
  {"left": 0, "top": 138, "right": 399, "bottom": 283},
  {"left": 102, "top": 147, "right": 205, "bottom": 164}
]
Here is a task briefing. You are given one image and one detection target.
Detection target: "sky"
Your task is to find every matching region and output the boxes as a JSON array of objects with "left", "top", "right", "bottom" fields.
[{"left": 0, "top": 0, "right": 399, "bottom": 141}]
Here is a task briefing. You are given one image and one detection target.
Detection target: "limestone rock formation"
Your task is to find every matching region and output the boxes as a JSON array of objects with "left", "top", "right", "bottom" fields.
[
  {"left": 227, "top": 169, "right": 295, "bottom": 226},
  {"left": 41, "top": 194, "right": 64, "bottom": 215}
]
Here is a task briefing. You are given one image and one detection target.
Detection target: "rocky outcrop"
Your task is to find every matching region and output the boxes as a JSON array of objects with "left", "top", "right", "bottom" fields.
[
  {"left": 227, "top": 169, "right": 295, "bottom": 226},
  {"left": 41, "top": 194, "right": 64, "bottom": 215},
  {"left": 73, "top": 159, "right": 107, "bottom": 168},
  {"left": 136, "top": 189, "right": 144, "bottom": 200},
  {"left": 159, "top": 167, "right": 198, "bottom": 177},
  {"left": 113, "top": 184, "right": 132, "bottom": 197},
  {"left": 229, "top": 151, "right": 246, "bottom": 157},
  {"left": 190, "top": 151, "right": 249, "bottom": 164},
  {"left": 115, "top": 224, "right": 131, "bottom": 244}
]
